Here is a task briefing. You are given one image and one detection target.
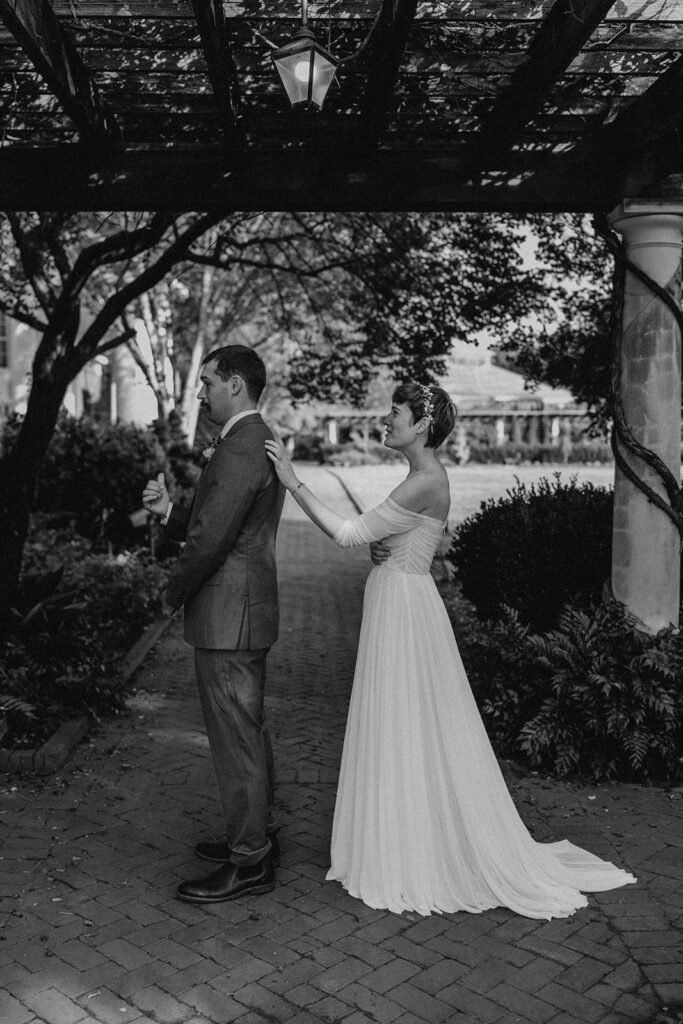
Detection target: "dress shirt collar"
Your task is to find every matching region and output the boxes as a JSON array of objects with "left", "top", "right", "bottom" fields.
[{"left": 218, "top": 408, "right": 259, "bottom": 440}]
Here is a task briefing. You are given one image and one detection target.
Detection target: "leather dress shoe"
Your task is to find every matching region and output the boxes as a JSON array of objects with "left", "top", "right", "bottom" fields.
[
  {"left": 176, "top": 857, "right": 275, "bottom": 904},
  {"left": 196, "top": 830, "right": 280, "bottom": 865}
]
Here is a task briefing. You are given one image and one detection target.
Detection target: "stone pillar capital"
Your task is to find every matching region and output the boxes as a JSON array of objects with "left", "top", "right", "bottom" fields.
[{"left": 607, "top": 200, "right": 683, "bottom": 285}]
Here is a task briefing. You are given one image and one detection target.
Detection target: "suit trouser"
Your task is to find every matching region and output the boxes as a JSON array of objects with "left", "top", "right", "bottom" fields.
[{"left": 194, "top": 647, "right": 275, "bottom": 867}]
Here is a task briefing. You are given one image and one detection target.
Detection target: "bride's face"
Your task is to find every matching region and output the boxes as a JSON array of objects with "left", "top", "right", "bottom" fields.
[{"left": 383, "top": 402, "right": 422, "bottom": 450}]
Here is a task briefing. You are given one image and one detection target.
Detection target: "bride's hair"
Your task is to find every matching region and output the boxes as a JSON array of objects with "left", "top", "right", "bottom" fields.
[{"left": 392, "top": 383, "right": 457, "bottom": 449}]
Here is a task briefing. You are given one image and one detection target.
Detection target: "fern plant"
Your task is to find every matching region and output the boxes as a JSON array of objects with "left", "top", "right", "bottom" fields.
[{"left": 455, "top": 596, "right": 683, "bottom": 783}]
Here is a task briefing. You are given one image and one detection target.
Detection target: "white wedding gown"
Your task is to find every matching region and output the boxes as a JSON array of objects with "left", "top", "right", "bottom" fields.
[{"left": 326, "top": 497, "right": 636, "bottom": 918}]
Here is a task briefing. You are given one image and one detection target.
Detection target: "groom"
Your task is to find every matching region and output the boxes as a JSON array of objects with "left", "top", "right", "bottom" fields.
[{"left": 142, "top": 345, "right": 284, "bottom": 903}]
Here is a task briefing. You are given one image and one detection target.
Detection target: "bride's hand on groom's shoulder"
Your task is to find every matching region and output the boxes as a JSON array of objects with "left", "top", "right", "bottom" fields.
[{"left": 265, "top": 431, "right": 299, "bottom": 492}]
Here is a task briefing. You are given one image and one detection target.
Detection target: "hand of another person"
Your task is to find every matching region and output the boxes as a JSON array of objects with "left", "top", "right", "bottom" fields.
[
  {"left": 142, "top": 472, "right": 170, "bottom": 518},
  {"left": 265, "top": 433, "right": 300, "bottom": 492},
  {"left": 370, "top": 539, "right": 392, "bottom": 565},
  {"left": 160, "top": 590, "right": 177, "bottom": 618}
]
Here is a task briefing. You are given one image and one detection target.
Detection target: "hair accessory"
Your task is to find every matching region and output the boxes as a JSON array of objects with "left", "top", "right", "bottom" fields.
[{"left": 418, "top": 384, "right": 435, "bottom": 421}]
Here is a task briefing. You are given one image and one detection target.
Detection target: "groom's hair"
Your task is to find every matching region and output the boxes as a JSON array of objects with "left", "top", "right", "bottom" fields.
[{"left": 204, "top": 345, "right": 266, "bottom": 402}]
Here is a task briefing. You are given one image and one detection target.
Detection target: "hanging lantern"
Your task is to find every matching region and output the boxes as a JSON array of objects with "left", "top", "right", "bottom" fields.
[{"left": 271, "top": 1, "right": 338, "bottom": 109}]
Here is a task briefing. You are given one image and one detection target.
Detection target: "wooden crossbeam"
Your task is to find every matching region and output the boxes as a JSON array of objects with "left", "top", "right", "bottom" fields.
[
  {"left": 0, "top": 0, "right": 119, "bottom": 148},
  {"left": 477, "top": 0, "right": 619, "bottom": 153},
  {"left": 0, "top": 143, "right": 621, "bottom": 211},
  {"left": 592, "top": 53, "right": 683, "bottom": 201},
  {"left": 357, "top": 0, "right": 418, "bottom": 149},
  {"left": 189, "top": 0, "right": 243, "bottom": 151}
]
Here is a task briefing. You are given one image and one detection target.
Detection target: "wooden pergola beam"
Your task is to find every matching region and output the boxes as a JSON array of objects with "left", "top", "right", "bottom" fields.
[
  {"left": 189, "top": 0, "right": 243, "bottom": 151},
  {"left": 475, "top": 0, "right": 618, "bottom": 161},
  {"left": 557, "top": 53, "right": 683, "bottom": 205},
  {"left": 0, "top": 143, "right": 621, "bottom": 211},
  {"left": 357, "top": 0, "right": 418, "bottom": 149},
  {"left": 605, "top": 53, "right": 683, "bottom": 199},
  {"left": 0, "top": 0, "right": 119, "bottom": 148}
]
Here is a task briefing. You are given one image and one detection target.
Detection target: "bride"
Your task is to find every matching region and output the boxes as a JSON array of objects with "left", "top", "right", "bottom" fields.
[{"left": 265, "top": 382, "right": 636, "bottom": 918}]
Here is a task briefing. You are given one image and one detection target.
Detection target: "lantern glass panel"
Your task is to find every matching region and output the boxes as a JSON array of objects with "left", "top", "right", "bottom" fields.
[
  {"left": 273, "top": 50, "right": 314, "bottom": 106},
  {"left": 309, "top": 50, "right": 337, "bottom": 108}
]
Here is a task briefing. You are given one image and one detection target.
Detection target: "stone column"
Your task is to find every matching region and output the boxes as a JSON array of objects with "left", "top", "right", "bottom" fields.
[
  {"left": 607, "top": 200, "right": 683, "bottom": 632},
  {"left": 327, "top": 418, "right": 338, "bottom": 445},
  {"left": 511, "top": 415, "right": 524, "bottom": 443},
  {"left": 494, "top": 417, "right": 506, "bottom": 447}
]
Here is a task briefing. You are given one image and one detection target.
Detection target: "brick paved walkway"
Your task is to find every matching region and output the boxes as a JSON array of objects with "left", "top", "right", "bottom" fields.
[{"left": 2, "top": 467, "right": 682, "bottom": 1024}]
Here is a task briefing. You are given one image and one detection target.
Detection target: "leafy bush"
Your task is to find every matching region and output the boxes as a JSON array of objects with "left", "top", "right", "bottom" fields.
[
  {"left": 452, "top": 597, "right": 683, "bottom": 783},
  {"left": 151, "top": 412, "right": 201, "bottom": 495},
  {"left": 326, "top": 440, "right": 403, "bottom": 466},
  {"left": 1, "top": 412, "right": 170, "bottom": 540},
  {"left": 293, "top": 434, "right": 328, "bottom": 463},
  {"left": 448, "top": 475, "right": 614, "bottom": 631},
  {"left": 464, "top": 441, "right": 613, "bottom": 465},
  {"left": 2, "top": 528, "right": 169, "bottom": 748}
]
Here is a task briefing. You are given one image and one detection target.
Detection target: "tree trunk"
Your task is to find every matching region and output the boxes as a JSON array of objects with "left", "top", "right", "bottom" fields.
[
  {"left": 0, "top": 361, "right": 71, "bottom": 629},
  {"left": 0, "top": 323, "right": 77, "bottom": 630}
]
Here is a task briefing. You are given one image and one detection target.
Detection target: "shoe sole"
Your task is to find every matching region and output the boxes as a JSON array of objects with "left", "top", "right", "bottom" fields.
[{"left": 176, "top": 880, "right": 275, "bottom": 904}]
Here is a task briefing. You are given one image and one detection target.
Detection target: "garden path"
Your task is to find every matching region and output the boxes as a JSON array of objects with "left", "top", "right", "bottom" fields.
[{"left": 1, "top": 465, "right": 682, "bottom": 1024}]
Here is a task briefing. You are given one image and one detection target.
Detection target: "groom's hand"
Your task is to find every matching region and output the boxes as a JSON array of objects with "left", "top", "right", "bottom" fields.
[
  {"left": 143, "top": 471, "right": 170, "bottom": 518},
  {"left": 369, "top": 540, "right": 391, "bottom": 565}
]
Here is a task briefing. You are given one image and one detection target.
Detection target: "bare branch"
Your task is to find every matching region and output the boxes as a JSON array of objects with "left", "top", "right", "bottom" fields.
[
  {"left": 81, "top": 213, "right": 221, "bottom": 360},
  {"left": 6, "top": 213, "right": 56, "bottom": 315}
]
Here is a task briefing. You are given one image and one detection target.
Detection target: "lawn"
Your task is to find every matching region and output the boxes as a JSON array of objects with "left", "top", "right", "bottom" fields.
[{"left": 330, "top": 463, "right": 615, "bottom": 524}]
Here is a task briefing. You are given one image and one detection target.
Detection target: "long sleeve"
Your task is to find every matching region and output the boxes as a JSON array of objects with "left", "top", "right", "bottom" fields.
[
  {"left": 333, "top": 498, "right": 427, "bottom": 548},
  {"left": 164, "top": 502, "right": 190, "bottom": 543}
]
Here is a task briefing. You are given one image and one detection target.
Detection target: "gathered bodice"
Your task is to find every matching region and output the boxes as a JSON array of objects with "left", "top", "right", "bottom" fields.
[{"left": 333, "top": 497, "right": 447, "bottom": 575}]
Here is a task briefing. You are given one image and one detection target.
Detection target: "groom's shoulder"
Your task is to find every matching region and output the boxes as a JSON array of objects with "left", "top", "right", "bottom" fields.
[{"left": 215, "top": 417, "right": 271, "bottom": 462}]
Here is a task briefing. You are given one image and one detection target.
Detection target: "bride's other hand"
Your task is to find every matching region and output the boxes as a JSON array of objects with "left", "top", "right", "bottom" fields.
[
  {"left": 370, "top": 540, "right": 391, "bottom": 565},
  {"left": 265, "top": 433, "right": 300, "bottom": 492}
]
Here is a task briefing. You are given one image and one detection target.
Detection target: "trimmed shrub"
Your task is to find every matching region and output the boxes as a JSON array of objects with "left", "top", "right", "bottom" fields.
[{"left": 447, "top": 475, "right": 614, "bottom": 631}]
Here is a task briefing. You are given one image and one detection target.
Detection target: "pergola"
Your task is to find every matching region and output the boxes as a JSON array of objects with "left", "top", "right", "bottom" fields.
[
  {"left": 0, "top": 0, "right": 681, "bottom": 634},
  {"left": 0, "top": 0, "right": 681, "bottom": 209}
]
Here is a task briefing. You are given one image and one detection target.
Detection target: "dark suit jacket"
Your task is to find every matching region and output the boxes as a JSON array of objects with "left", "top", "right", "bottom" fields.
[{"left": 163, "top": 413, "right": 285, "bottom": 650}]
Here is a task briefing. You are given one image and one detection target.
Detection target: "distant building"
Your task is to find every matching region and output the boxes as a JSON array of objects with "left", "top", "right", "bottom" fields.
[
  {"left": 441, "top": 339, "right": 585, "bottom": 450},
  {"left": 317, "top": 339, "right": 586, "bottom": 455},
  {"left": 0, "top": 313, "right": 158, "bottom": 427}
]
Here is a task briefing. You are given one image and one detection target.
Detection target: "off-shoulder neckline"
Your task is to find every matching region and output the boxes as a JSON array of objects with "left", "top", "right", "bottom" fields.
[{"left": 385, "top": 496, "right": 448, "bottom": 526}]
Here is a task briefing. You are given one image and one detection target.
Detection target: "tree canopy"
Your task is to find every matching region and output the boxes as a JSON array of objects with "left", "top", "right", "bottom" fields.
[{"left": 0, "top": 209, "right": 616, "bottom": 624}]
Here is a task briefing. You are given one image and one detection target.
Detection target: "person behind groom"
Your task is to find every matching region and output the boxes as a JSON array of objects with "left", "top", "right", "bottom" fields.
[{"left": 142, "top": 344, "right": 285, "bottom": 904}]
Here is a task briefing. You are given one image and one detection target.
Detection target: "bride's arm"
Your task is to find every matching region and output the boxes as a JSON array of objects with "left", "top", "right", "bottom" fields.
[
  {"left": 265, "top": 434, "right": 422, "bottom": 548},
  {"left": 265, "top": 437, "right": 346, "bottom": 539}
]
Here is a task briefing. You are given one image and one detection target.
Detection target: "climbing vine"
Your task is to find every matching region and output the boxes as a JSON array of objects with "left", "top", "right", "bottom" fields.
[{"left": 593, "top": 214, "right": 683, "bottom": 540}]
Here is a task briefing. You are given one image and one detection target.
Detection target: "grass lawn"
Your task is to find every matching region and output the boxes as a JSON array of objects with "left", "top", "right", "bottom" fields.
[{"left": 329, "top": 462, "right": 615, "bottom": 524}]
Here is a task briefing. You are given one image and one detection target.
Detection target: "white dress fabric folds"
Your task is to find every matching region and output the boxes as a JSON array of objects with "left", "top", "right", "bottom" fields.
[{"left": 326, "top": 497, "right": 636, "bottom": 919}]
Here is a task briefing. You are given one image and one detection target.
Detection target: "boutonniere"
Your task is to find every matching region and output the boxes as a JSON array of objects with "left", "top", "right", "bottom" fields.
[{"left": 201, "top": 433, "right": 225, "bottom": 466}]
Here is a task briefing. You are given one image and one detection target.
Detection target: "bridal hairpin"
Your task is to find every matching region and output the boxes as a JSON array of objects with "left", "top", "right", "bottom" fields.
[{"left": 418, "top": 384, "right": 435, "bottom": 421}]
